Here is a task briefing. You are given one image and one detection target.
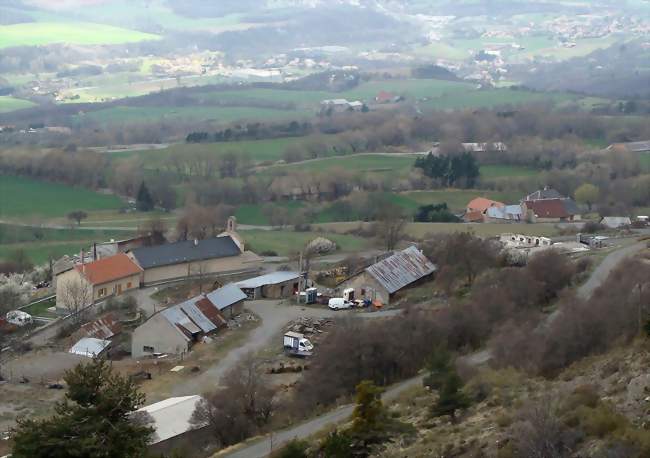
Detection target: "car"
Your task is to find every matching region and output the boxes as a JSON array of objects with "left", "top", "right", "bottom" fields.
[{"left": 328, "top": 297, "right": 353, "bottom": 310}]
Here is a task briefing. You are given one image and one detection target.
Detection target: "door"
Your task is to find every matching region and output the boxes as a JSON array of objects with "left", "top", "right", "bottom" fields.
[{"left": 116, "top": 284, "right": 123, "bottom": 295}]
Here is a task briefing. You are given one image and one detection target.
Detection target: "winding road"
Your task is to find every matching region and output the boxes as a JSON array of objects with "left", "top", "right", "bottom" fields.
[{"left": 218, "top": 374, "right": 425, "bottom": 458}]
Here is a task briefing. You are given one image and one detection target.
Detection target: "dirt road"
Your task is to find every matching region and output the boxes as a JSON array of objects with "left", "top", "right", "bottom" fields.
[
  {"left": 218, "top": 374, "right": 424, "bottom": 458},
  {"left": 171, "top": 301, "right": 400, "bottom": 396}
]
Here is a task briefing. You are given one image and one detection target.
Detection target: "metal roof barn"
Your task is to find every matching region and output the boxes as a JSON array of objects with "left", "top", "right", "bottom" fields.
[
  {"left": 236, "top": 271, "right": 300, "bottom": 289},
  {"left": 365, "top": 246, "right": 436, "bottom": 294},
  {"left": 206, "top": 283, "right": 247, "bottom": 311}
]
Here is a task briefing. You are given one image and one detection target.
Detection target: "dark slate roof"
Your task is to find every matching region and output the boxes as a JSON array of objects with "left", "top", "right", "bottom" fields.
[
  {"left": 365, "top": 246, "right": 436, "bottom": 294},
  {"left": 130, "top": 236, "right": 241, "bottom": 269},
  {"left": 562, "top": 198, "right": 580, "bottom": 216}
]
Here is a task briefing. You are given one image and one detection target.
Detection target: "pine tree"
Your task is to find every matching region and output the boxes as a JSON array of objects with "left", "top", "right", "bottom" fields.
[
  {"left": 136, "top": 181, "right": 154, "bottom": 212},
  {"left": 423, "top": 345, "right": 452, "bottom": 390},
  {"left": 431, "top": 371, "right": 470, "bottom": 422},
  {"left": 351, "top": 380, "right": 385, "bottom": 435},
  {"left": 11, "top": 360, "right": 153, "bottom": 458}
]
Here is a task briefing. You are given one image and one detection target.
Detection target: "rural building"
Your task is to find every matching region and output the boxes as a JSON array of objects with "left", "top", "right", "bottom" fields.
[
  {"left": 93, "top": 235, "right": 156, "bottom": 259},
  {"left": 461, "top": 142, "right": 507, "bottom": 153},
  {"left": 485, "top": 204, "right": 524, "bottom": 222},
  {"left": 205, "top": 283, "right": 247, "bottom": 318},
  {"left": 236, "top": 271, "right": 302, "bottom": 300},
  {"left": 337, "top": 246, "right": 436, "bottom": 306},
  {"left": 69, "top": 337, "right": 111, "bottom": 358},
  {"left": 320, "top": 98, "right": 363, "bottom": 113},
  {"left": 522, "top": 198, "right": 581, "bottom": 222},
  {"left": 607, "top": 141, "right": 650, "bottom": 154},
  {"left": 136, "top": 396, "right": 211, "bottom": 456},
  {"left": 464, "top": 197, "right": 505, "bottom": 222},
  {"left": 79, "top": 313, "right": 121, "bottom": 340},
  {"left": 499, "top": 233, "right": 552, "bottom": 249},
  {"left": 601, "top": 216, "right": 632, "bottom": 229},
  {"left": 55, "top": 253, "right": 142, "bottom": 312},
  {"left": 375, "top": 91, "right": 400, "bottom": 103},
  {"left": 127, "top": 235, "right": 261, "bottom": 286},
  {"left": 131, "top": 284, "right": 245, "bottom": 358}
]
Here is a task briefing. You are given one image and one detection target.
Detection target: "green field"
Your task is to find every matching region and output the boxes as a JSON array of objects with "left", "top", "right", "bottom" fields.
[
  {"left": 640, "top": 154, "right": 650, "bottom": 173},
  {"left": 0, "top": 175, "right": 124, "bottom": 219},
  {"left": 419, "top": 87, "right": 575, "bottom": 111},
  {"left": 0, "top": 240, "right": 99, "bottom": 264},
  {"left": 76, "top": 105, "right": 312, "bottom": 126},
  {"left": 0, "top": 22, "right": 159, "bottom": 48},
  {"left": 0, "top": 96, "right": 36, "bottom": 113},
  {"left": 0, "top": 223, "right": 132, "bottom": 245},
  {"left": 241, "top": 229, "right": 370, "bottom": 256},
  {"left": 267, "top": 154, "right": 538, "bottom": 179}
]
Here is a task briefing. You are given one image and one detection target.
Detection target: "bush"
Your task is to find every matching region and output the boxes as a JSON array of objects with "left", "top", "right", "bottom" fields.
[
  {"left": 576, "top": 404, "right": 627, "bottom": 438},
  {"left": 273, "top": 439, "right": 310, "bottom": 458},
  {"left": 260, "top": 250, "right": 279, "bottom": 257}
]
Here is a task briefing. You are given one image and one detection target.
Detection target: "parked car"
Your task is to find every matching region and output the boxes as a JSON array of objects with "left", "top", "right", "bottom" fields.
[{"left": 328, "top": 297, "right": 353, "bottom": 310}]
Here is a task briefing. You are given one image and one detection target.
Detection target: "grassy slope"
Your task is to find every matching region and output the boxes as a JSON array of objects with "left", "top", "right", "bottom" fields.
[
  {"left": 0, "top": 96, "right": 36, "bottom": 113},
  {"left": 241, "top": 229, "right": 370, "bottom": 256},
  {"left": 0, "top": 175, "right": 124, "bottom": 219},
  {"left": 0, "top": 22, "right": 159, "bottom": 48}
]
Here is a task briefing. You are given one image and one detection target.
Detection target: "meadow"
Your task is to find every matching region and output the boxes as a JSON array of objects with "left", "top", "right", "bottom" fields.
[
  {"left": 0, "top": 96, "right": 36, "bottom": 113},
  {"left": 241, "top": 229, "right": 370, "bottom": 256},
  {"left": 0, "top": 22, "right": 159, "bottom": 48},
  {"left": 0, "top": 175, "right": 124, "bottom": 219}
]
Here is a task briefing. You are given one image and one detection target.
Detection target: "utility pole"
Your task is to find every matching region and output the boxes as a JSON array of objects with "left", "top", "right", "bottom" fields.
[{"left": 297, "top": 250, "right": 303, "bottom": 304}]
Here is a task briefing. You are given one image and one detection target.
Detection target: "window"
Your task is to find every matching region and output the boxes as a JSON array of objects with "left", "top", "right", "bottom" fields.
[
  {"left": 98, "top": 288, "right": 107, "bottom": 297},
  {"left": 127, "top": 282, "right": 132, "bottom": 289},
  {"left": 143, "top": 346, "right": 154, "bottom": 353}
]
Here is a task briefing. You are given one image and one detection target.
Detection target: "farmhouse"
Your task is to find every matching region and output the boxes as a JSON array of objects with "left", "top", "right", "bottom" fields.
[
  {"left": 375, "top": 91, "right": 400, "bottom": 103},
  {"left": 320, "top": 98, "right": 364, "bottom": 113},
  {"left": 55, "top": 253, "right": 142, "bottom": 312},
  {"left": 131, "top": 284, "right": 245, "bottom": 358},
  {"left": 464, "top": 197, "right": 505, "bottom": 222},
  {"left": 522, "top": 198, "right": 581, "bottom": 222},
  {"left": 524, "top": 187, "right": 564, "bottom": 201},
  {"left": 136, "top": 396, "right": 211, "bottom": 456},
  {"left": 127, "top": 235, "right": 261, "bottom": 286},
  {"left": 337, "top": 246, "right": 436, "bottom": 306},
  {"left": 236, "top": 271, "right": 302, "bottom": 299}
]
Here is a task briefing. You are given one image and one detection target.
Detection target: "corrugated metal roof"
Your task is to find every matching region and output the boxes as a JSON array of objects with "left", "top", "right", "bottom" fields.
[
  {"left": 81, "top": 313, "right": 121, "bottom": 340},
  {"left": 365, "top": 246, "right": 436, "bottom": 294},
  {"left": 236, "top": 271, "right": 300, "bottom": 289},
  {"left": 69, "top": 337, "right": 111, "bottom": 358},
  {"left": 180, "top": 299, "right": 217, "bottom": 334},
  {"left": 130, "top": 236, "right": 241, "bottom": 269},
  {"left": 206, "top": 284, "right": 247, "bottom": 311}
]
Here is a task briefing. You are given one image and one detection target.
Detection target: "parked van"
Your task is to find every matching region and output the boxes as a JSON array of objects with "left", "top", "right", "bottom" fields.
[{"left": 328, "top": 297, "right": 353, "bottom": 310}]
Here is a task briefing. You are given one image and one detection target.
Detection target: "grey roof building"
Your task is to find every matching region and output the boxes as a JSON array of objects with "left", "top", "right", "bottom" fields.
[
  {"left": 338, "top": 246, "right": 436, "bottom": 305},
  {"left": 524, "top": 187, "right": 564, "bottom": 201},
  {"left": 130, "top": 237, "right": 241, "bottom": 269},
  {"left": 236, "top": 271, "right": 301, "bottom": 299}
]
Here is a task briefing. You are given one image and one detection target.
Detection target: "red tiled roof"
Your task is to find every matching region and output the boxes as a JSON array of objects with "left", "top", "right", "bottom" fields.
[
  {"left": 76, "top": 253, "right": 142, "bottom": 286},
  {"left": 466, "top": 197, "right": 505, "bottom": 213},
  {"left": 524, "top": 199, "right": 570, "bottom": 219},
  {"left": 195, "top": 297, "right": 227, "bottom": 327},
  {"left": 463, "top": 210, "right": 485, "bottom": 222},
  {"left": 376, "top": 91, "right": 395, "bottom": 103}
]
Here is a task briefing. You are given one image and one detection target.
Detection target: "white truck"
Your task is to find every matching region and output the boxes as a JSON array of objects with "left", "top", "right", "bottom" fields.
[{"left": 283, "top": 331, "right": 314, "bottom": 357}]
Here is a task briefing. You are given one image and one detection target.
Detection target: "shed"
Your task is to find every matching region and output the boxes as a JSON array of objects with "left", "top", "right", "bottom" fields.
[
  {"left": 236, "top": 271, "right": 301, "bottom": 299},
  {"left": 205, "top": 283, "right": 247, "bottom": 318},
  {"left": 338, "top": 246, "right": 436, "bottom": 305},
  {"left": 136, "top": 396, "right": 211, "bottom": 456},
  {"left": 601, "top": 216, "right": 632, "bottom": 229},
  {"left": 69, "top": 337, "right": 111, "bottom": 358}
]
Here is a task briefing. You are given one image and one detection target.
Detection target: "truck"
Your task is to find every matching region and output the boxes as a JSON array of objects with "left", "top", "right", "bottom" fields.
[{"left": 283, "top": 331, "right": 314, "bottom": 357}]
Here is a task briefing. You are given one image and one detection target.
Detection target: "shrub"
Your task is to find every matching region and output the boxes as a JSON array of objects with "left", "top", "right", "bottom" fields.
[
  {"left": 576, "top": 404, "right": 627, "bottom": 438},
  {"left": 273, "top": 439, "right": 310, "bottom": 458}
]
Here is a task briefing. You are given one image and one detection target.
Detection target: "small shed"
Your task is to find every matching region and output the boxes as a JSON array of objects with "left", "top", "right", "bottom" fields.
[
  {"left": 601, "top": 216, "right": 632, "bottom": 229},
  {"left": 206, "top": 283, "right": 247, "bottom": 318},
  {"left": 69, "top": 337, "right": 111, "bottom": 358},
  {"left": 236, "top": 271, "right": 301, "bottom": 300}
]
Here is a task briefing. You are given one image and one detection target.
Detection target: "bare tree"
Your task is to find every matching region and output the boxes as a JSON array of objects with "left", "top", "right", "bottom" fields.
[
  {"left": 60, "top": 278, "right": 92, "bottom": 323},
  {"left": 66, "top": 211, "right": 88, "bottom": 226},
  {"left": 374, "top": 205, "right": 407, "bottom": 251},
  {"left": 191, "top": 354, "right": 276, "bottom": 447}
]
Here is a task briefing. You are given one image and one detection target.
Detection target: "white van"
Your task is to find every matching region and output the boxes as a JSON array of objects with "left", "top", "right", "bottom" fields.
[{"left": 328, "top": 297, "right": 353, "bottom": 310}]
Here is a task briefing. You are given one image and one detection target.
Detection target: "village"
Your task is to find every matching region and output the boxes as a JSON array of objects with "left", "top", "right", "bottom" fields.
[{"left": 1, "top": 181, "right": 648, "bottom": 456}]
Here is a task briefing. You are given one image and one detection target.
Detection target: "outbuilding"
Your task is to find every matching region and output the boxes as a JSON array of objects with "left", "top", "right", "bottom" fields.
[
  {"left": 236, "top": 271, "right": 301, "bottom": 300},
  {"left": 69, "top": 337, "right": 111, "bottom": 358},
  {"left": 337, "top": 246, "right": 436, "bottom": 306},
  {"left": 601, "top": 216, "right": 632, "bottom": 229}
]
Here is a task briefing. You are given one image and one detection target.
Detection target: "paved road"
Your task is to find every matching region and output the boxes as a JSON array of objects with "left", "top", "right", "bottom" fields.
[
  {"left": 171, "top": 301, "right": 400, "bottom": 396},
  {"left": 577, "top": 241, "right": 647, "bottom": 299},
  {"left": 219, "top": 374, "right": 425, "bottom": 458}
]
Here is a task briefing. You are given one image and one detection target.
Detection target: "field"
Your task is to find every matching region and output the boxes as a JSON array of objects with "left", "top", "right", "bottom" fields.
[
  {"left": 0, "top": 96, "right": 36, "bottom": 113},
  {"left": 0, "top": 241, "right": 99, "bottom": 264},
  {"left": 113, "top": 137, "right": 307, "bottom": 164},
  {"left": 266, "top": 154, "right": 537, "bottom": 179},
  {"left": 640, "top": 153, "right": 650, "bottom": 173},
  {"left": 75, "top": 105, "right": 313, "bottom": 126},
  {"left": 241, "top": 229, "right": 370, "bottom": 256},
  {"left": 0, "top": 22, "right": 159, "bottom": 48},
  {"left": 315, "top": 221, "right": 561, "bottom": 239},
  {"left": 0, "top": 175, "right": 124, "bottom": 219}
]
